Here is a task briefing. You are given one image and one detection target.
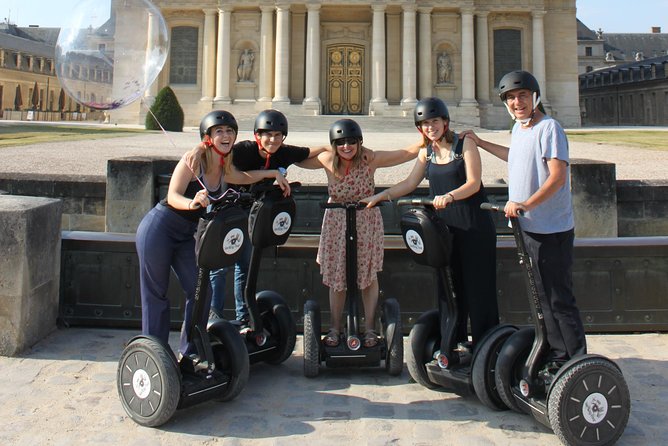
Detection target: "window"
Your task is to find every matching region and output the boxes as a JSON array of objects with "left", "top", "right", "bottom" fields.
[
  {"left": 493, "top": 29, "right": 522, "bottom": 87},
  {"left": 169, "top": 26, "right": 198, "bottom": 84},
  {"left": 585, "top": 47, "right": 593, "bottom": 56},
  {"left": 586, "top": 66, "right": 593, "bottom": 72}
]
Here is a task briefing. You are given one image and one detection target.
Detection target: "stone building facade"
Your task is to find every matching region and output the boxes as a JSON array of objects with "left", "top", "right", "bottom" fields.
[{"left": 108, "top": 0, "right": 581, "bottom": 129}]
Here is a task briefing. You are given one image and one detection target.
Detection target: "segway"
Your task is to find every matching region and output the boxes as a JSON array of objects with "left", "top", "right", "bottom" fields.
[
  {"left": 234, "top": 183, "right": 298, "bottom": 365},
  {"left": 482, "top": 202, "right": 630, "bottom": 445},
  {"left": 398, "top": 197, "right": 518, "bottom": 410},
  {"left": 117, "top": 190, "right": 250, "bottom": 427},
  {"left": 303, "top": 201, "right": 404, "bottom": 377}
]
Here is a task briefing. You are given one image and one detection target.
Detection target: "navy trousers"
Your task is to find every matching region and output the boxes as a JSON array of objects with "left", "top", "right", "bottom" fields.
[
  {"left": 522, "top": 228, "right": 587, "bottom": 361},
  {"left": 136, "top": 203, "right": 210, "bottom": 355}
]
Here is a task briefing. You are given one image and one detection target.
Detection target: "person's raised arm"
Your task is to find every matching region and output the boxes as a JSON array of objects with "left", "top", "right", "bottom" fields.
[
  {"left": 368, "top": 139, "right": 423, "bottom": 170},
  {"left": 362, "top": 149, "right": 428, "bottom": 207},
  {"left": 459, "top": 129, "right": 510, "bottom": 162},
  {"left": 225, "top": 165, "right": 292, "bottom": 196}
]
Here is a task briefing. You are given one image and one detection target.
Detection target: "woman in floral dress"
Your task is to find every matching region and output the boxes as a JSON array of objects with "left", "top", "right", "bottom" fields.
[{"left": 301, "top": 119, "right": 419, "bottom": 347}]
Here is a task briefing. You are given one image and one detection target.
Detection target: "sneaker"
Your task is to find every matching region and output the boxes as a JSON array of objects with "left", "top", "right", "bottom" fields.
[{"left": 238, "top": 317, "right": 251, "bottom": 335}]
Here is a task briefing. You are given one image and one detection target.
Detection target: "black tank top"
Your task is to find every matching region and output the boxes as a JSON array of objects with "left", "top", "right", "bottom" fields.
[{"left": 426, "top": 134, "right": 495, "bottom": 233}]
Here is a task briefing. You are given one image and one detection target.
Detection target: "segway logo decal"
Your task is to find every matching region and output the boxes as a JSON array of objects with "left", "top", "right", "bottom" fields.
[
  {"left": 405, "top": 230, "right": 424, "bottom": 254},
  {"left": 223, "top": 228, "right": 244, "bottom": 255},
  {"left": 583, "top": 392, "right": 609, "bottom": 424},
  {"left": 273, "top": 212, "right": 292, "bottom": 236}
]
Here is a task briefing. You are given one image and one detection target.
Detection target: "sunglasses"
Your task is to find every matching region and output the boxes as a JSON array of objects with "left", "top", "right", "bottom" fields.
[{"left": 334, "top": 137, "right": 359, "bottom": 146}]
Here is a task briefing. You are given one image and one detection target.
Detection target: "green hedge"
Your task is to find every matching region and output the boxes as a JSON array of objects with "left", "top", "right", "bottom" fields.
[{"left": 145, "top": 86, "right": 184, "bottom": 132}]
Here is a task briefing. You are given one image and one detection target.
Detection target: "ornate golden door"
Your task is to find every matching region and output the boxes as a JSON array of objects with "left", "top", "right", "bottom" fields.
[{"left": 326, "top": 44, "right": 364, "bottom": 114}]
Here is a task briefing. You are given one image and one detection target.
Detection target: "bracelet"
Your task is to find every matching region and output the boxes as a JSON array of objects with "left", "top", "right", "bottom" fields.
[
  {"left": 446, "top": 193, "right": 455, "bottom": 202},
  {"left": 386, "top": 191, "right": 392, "bottom": 202}
]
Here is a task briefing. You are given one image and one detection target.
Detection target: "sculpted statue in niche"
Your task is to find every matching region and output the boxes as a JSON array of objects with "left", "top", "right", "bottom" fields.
[
  {"left": 237, "top": 49, "right": 255, "bottom": 82},
  {"left": 437, "top": 51, "right": 453, "bottom": 84}
]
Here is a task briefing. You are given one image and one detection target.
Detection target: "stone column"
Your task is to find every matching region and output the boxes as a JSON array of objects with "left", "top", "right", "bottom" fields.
[
  {"left": 214, "top": 6, "right": 233, "bottom": 103},
  {"left": 143, "top": 11, "right": 160, "bottom": 106},
  {"left": 418, "top": 7, "right": 433, "bottom": 99},
  {"left": 532, "top": 10, "right": 548, "bottom": 104},
  {"left": 475, "top": 11, "right": 490, "bottom": 103},
  {"left": 273, "top": 4, "right": 291, "bottom": 105},
  {"left": 401, "top": 4, "right": 418, "bottom": 108},
  {"left": 370, "top": 4, "right": 388, "bottom": 113},
  {"left": 201, "top": 8, "right": 217, "bottom": 102},
  {"left": 258, "top": 6, "right": 274, "bottom": 103},
  {"left": 303, "top": 3, "right": 321, "bottom": 113},
  {"left": 0, "top": 195, "right": 62, "bottom": 355},
  {"left": 460, "top": 8, "right": 477, "bottom": 105}
]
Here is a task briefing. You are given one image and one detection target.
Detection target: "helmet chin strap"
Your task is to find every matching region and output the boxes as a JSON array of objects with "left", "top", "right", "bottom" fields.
[
  {"left": 206, "top": 137, "right": 230, "bottom": 166},
  {"left": 504, "top": 92, "right": 541, "bottom": 126},
  {"left": 254, "top": 133, "right": 273, "bottom": 169}
]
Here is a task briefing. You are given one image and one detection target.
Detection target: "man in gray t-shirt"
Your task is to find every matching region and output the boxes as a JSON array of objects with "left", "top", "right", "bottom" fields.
[{"left": 463, "top": 70, "right": 586, "bottom": 364}]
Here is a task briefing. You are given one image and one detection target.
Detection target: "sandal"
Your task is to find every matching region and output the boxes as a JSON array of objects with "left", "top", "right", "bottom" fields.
[
  {"left": 363, "top": 330, "right": 379, "bottom": 348},
  {"left": 324, "top": 329, "right": 340, "bottom": 347}
]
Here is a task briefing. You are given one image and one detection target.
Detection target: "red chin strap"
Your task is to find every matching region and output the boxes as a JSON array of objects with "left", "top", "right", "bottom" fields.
[{"left": 254, "top": 133, "right": 272, "bottom": 169}]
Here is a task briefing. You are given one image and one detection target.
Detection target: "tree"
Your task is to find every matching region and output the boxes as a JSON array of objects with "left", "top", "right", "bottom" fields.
[{"left": 145, "top": 86, "right": 184, "bottom": 132}]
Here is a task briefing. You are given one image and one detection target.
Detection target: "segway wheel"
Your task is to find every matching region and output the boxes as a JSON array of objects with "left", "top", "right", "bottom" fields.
[
  {"left": 494, "top": 327, "right": 535, "bottom": 414},
  {"left": 407, "top": 309, "right": 440, "bottom": 389},
  {"left": 382, "top": 298, "right": 404, "bottom": 376},
  {"left": 548, "top": 356, "right": 630, "bottom": 446},
  {"left": 208, "top": 320, "right": 250, "bottom": 402},
  {"left": 303, "top": 300, "right": 322, "bottom": 378},
  {"left": 117, "top": 337, "right": 180, "bottom": 427},
  {"left": 471, "top": 324, "right": 518, "bottom": 411},
  {"left": 257, "top": 291, "right": 297, "bottom": 365}
]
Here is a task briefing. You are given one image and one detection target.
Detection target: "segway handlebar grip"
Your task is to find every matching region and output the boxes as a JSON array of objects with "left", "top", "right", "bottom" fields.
[{"left": 480, "top": 202, "right": 524, "bottom": 216}]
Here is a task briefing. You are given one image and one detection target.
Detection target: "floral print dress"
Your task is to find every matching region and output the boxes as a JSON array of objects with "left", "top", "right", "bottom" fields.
[{"left": 317, "top": 160, "right": 384, "bottom": 292}]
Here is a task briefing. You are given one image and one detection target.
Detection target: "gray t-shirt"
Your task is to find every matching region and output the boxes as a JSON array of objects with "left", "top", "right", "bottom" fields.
[{"left": 507, "top": 116, "right": 574, "bottom": 234}]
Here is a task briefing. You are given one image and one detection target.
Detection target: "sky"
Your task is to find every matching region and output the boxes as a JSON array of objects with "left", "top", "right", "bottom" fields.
[{"left": 3, "top": 0, "right": 668, "bottom": 34}]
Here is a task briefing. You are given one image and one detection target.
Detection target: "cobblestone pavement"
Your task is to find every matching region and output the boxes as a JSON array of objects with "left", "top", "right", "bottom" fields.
[{"left": 0, "top": 328, "right": 666, "bottom": 445}]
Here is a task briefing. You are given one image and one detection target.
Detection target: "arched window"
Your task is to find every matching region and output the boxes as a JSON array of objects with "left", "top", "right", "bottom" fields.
[{"left": 169, "top": 26, "right": 198, "bottom": 84}]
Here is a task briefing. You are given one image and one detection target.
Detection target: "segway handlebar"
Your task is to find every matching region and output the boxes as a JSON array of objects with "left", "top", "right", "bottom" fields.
[
  {"left": 480, "top": 202, "right": 523, "bottom": 216},
  {"left": 396, "top": 197, "right": 434, "bottom": 207},
  {"left": 321, "top": 201, "right": 379, "bottom": 210}
]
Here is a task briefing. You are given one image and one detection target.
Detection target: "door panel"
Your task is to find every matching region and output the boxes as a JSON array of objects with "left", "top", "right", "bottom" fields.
[{"left": 326, "top": 44, "right": 364, "bottom": 114}]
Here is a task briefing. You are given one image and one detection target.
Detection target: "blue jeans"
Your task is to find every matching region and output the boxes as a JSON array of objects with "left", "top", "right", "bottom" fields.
[{"left": 210, "top": 238, "right": 252, "bottom": 321}]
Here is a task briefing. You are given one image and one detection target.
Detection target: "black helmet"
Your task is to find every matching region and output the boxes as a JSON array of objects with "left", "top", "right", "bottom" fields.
[
  {"left": 254, "top": 109, "right": 288, "bottom": 136},
  {"left": 498, "top": 70, "right": 540, "bottom": 102},
  {"left": 199, "top": 110, "right": 238, "bottom": 139},
  {"left": 329, "top": 119, "right": 363, "bottom": 144},
  {"left": 414, "top": 97, "right": 449, "bottom": 126}
]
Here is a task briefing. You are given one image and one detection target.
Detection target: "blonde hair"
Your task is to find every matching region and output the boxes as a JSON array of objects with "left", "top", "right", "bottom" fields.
[
  {"left": 198, "top": 142, "right": 234, "bottom": 176},
  {"left": 332, "top": 139, "right": 364, "bottom": 180}
]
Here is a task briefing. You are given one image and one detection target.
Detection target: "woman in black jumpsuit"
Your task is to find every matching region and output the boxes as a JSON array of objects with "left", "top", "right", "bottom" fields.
[{"left": 363, "top": 97, "right": 498, "bottom": 349}]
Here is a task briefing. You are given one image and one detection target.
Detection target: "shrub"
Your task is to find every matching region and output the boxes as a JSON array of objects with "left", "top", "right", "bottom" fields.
[{"left": 145, "top": 86, "right": 184, "bottom": 132}]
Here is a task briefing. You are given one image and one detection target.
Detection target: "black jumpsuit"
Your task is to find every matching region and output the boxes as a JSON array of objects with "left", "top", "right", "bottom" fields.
[{"left": 426, "top": 134, "right": 499, "bottom": 347}]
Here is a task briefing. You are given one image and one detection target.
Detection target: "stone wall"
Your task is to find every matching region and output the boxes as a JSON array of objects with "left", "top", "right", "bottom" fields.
[
  {"left": 0, "top": 163, "right": 666, "bottom": 237},
  {"left": 0, "top": 174, "right": 105, "bottom": 232}
]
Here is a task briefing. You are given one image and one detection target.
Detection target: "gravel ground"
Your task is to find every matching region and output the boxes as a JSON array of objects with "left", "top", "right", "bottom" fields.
[{"left": 1, "top": 119, "right": 667, "bottom": 185}]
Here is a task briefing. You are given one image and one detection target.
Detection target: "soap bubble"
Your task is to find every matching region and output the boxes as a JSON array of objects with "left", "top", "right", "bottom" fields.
[{"left": 55, "top": 0, "right": 169, "bottom": 110}]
